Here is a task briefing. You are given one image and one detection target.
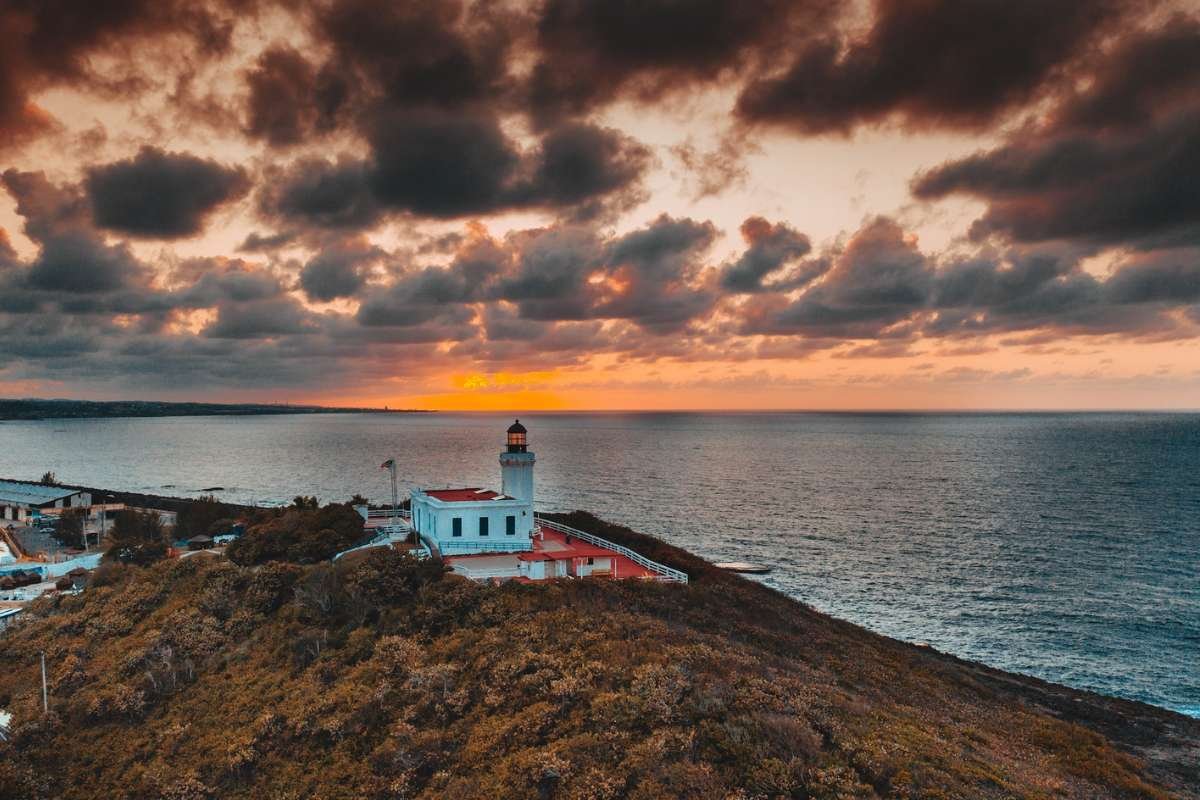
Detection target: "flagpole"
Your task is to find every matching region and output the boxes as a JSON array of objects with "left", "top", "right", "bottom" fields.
[{"left": 390, "top": 462, "right": 399, "bottom": 531}]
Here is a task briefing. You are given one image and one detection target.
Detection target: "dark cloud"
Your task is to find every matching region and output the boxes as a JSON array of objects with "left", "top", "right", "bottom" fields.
[
  {"left": 366, "top": 108, "right": 520, "bottom": 217},
  {"left": 719, "top": 217, "right": 815, "bottom": 293},
  {"left": 237, "top": 230, "right": 299, "bottom": 252},
  {"left": 735, "top": 217, "right": 1199, "bottom": 344},
  {"left": 737, "top": 0, "right": 1129, "bottom": 133},
  {"left": 1, "top": 169, "right": 147, "bottom": 294},
  {"left": 354, "top": 232, "right": 505, "bottom": 328},
  {"left": 514, "top": 122, "right": 650, "bottom": 216},
  {"left": 528, "top": 0, "right": 826, "bottom": 125},
  {"left": 260, "top": 158, "right": 381, "bottom": 230},
  {"left": 1050, "top": 15, "right": 1200, "bottom": 132},
  {"left": 243, "top": 45, "right": 347, "bottom": 146},
  {"left": 494, "top": 226, "right": 601, "bottom": 317},
  {"left": 203, "top": 296, "right": 318, "bottom": 339},
  {"left": 316, "top": 0, "right": 515, "bottom": 112},
  {"left": 1103, "top": 249, "right": 1200, "bottom": 305},
  {"left": 912, "top": 19, "right": 1200, "bottom": 249},
  {"left": 0, "top": 0, "right": 250, "bottom": 149},
  {"left": 741, "top": 218, "right": 929, "bottom": 338},
  {"left": 299, "top": 241, "right": 382, "bottom": 302},
  {"left": 913, "top": 103, "right": 1200, "bottom": 248},
  {"left": 265, "top": 117, "right": 649, "bottom": 229},
  {"left": 494, "top": 215, "right": 718, "bottom": 332},
  {"left": 85, "top": 147, "right": 250, "bottom": 238},
  {"left": 176, "top": 259, "right": 285, "bottom": 307}
]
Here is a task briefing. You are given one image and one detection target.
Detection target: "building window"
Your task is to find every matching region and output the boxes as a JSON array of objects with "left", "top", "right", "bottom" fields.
[
  {"left": 506, "top": 515, "right": 516, "bottom": 535},
  {"left": 587, "top": 557, "right": 594, "bottom": 565},
  {"left": 479, "top": 517, "right": 489, "bottom": 536},
  {"left": 452, "top": 517, "right": 462, "bottom": 537}
]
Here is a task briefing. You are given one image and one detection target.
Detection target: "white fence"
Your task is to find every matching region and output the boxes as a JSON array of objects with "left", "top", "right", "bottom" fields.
[
  {"left": 333, "top": 509, "right": 421, "bottom": 561},
  {"left": 534, "top": 516, "right": 688, "bottom": 584},
  {"left": 450, "top": 563, "right": 518, "bottom": 580}
]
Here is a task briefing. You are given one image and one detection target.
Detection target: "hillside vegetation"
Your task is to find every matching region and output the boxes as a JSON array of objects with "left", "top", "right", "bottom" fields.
[{"left": 0, "top": 512, "right": 1195, "bottom": 800}]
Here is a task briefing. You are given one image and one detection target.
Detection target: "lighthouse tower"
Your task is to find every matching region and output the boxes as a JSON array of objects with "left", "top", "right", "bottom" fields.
[{"left": 500, "top": 419, "right": 535, "bottom": 504}]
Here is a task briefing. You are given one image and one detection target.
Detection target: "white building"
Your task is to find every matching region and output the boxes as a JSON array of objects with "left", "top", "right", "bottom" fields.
[
  {"left": 410, "top": 420, "right": 536, "bottom": 556},
  {"left": 0, "top": 480, "right": 91, "bottom": 524}
]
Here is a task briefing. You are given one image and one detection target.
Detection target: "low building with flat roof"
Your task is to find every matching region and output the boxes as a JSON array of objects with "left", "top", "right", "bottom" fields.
[{"left": 0, "top": 480, "right": 91, "bottom": 524}]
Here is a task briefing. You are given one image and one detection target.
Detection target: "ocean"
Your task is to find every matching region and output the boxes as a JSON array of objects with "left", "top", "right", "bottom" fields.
[{"left": 1, "top": 411, "right": 1196, "bottom": 717}]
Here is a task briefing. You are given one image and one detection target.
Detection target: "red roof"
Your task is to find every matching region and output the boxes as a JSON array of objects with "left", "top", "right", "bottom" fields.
[
  {"left": 518, "top": 542, "right": 615, "bottom": 561},
  {"left": 423, "top": 488, "right": 502, "bottom": 502}
]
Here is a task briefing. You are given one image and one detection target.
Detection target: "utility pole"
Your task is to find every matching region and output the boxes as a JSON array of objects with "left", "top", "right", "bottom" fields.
[{"left": 40, "top": 651, "right": 48, "bottom": 713}]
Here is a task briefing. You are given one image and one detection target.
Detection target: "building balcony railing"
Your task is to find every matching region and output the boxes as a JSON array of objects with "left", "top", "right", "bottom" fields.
[
  {"left": 436, "top": 540, "right": 532, "bottom": 554},
  {"left": 534, "top": 516, "right": 688, "bottom": 584}
]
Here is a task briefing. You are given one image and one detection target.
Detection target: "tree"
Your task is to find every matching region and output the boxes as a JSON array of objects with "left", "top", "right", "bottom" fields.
[
  {"left": 53, "top": 509, "right": 86, "bottom": 550},
  {"left": 292, "top": 496, "right": 319, "bottom": 510},
  {"left": 226, "top": 504, "right": 365, "bottom": 566},
  {"left": 175, "top": 495, "right": 236, "bottom": 539},
  {"left": 39, "top": 471, "right": 59, "bottom": 486},
  {"left": 104, "top": 509, "right": 168, "bottom": 566},
  {"left": 349, "top": 494, "right": 369, "bottom": 506}
]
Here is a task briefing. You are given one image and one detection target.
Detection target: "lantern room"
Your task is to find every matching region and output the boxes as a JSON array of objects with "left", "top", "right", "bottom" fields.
[{"left": 506, "top": 419, "right": 528, "bottom": 452}]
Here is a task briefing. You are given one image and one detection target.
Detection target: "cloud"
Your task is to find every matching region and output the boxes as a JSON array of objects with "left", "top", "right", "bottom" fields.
[
  {"left": 243, "top": 45, "right": 347, "bottom": 146},
  {"left": 912, "top": 18, "right": 1200, "bottom": 249},
  {"left": 719, "top": 217, "right": 815, "bottom": 293},
  {"left": 736, "top": 217, "right": 1200, "bottom": 343},
  {"left": 264, "top": 116, "right": 649, "bottom": 228},
  {"left": 365, "top": 107, "right": 520, "bottom": 218},
  {"left": 513, "top": 122, "right": 650, "bottom": 217},
  {"left": 527, "top": 0, "right": 830, "bottom": 125},
  {"left": 85, "top": 147, "right": 250, "bottom": 238},
  {"left": 259, "top": 158, "right": 381, "bottom": 230},
  {"left": 299, "top": 241, "right": 382, "bottom": 302},
  {"left": 736, "top": 0, "right": 1130, "bottom": 133},
  {"left": 1, "top": 169, "right": 148, "bottom": 294},
  {"left": 203, "top": 296, "right": 318, "bottom": 339},
  {"left": 315, "top": 0, "right": 515, "bottom": 112},
  {"left": 0, "top": 0, "right": 248, "bottom": 150},
  {"left": 740, "top": 217, "right": 929, "bottom": 338}
]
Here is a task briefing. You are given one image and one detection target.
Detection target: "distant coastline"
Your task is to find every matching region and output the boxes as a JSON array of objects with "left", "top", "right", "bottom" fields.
[{"left": 0, "top": 398, "right": 429, "bottom": 421}]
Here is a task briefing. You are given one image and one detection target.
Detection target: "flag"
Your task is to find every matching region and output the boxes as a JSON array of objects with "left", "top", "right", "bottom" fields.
[{"left": 380, "top": 459, "right": 395, "bottom": 470}]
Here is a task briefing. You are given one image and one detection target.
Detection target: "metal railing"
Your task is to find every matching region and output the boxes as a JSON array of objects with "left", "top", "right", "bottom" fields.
[
  {"left": 534, "top": 516, "right": 688, "bottom": 584},
  {"left": 450, "top": 563, "right": 519, "bottom": 579},
  {"left": 437, "top": 540, "right": 531, "bottom": 554},
  {"left": 333, "top": 510, "right": 415, "bottom": 561}
]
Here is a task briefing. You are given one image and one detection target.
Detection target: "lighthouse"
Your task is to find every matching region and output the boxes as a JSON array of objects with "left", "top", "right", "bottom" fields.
[{"left": 500, "top": 419, "right": 535, "bottom": 504}]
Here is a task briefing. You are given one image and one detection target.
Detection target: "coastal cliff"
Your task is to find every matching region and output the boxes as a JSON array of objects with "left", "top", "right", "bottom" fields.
[{"left": 0, "top": 511, "right": 1195, "bottom": 799}]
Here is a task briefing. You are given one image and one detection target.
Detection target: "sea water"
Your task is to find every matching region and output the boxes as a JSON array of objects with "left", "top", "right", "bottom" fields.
[{"left": 1, "top": 411, "right": 1196, "bottom": 716}]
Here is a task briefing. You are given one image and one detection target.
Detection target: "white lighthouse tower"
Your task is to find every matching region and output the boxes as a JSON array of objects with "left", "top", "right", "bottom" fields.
[{"left": 500, "top": 419, "right": 535, "bottom": 504}]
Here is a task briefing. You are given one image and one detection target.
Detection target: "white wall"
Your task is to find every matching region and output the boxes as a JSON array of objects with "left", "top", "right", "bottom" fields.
[
  {"left": 411, "top": 494, "right": 533, "bottom": 553},
  {"left": 500, "top": 452, "right": 535, "bottom": 503}
]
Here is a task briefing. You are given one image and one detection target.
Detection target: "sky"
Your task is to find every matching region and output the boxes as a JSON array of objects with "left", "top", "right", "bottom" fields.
[{"left": 0, "top": 0, "right": 1198, "bottom": 411}]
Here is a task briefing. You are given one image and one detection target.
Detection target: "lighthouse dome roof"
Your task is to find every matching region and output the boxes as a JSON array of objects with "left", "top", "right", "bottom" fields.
[{"left": 507, "top": 419, "right": 527, "bottom": 434}]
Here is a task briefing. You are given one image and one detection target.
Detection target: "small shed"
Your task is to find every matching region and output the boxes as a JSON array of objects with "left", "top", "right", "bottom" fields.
[
  {"left": 187, "top": 535, "right": 214, "bottom": 551},
  {"left": 66, "top": 567, "right": 89, "bottom": 589}
]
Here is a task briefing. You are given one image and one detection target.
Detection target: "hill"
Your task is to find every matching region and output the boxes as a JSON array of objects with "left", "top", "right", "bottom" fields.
[
  {"left": 0, "top": 511, "right": 1195, "bottom": 799},
  {"left": 0, "top": 399, "right": 426, "bottom": 421}
]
